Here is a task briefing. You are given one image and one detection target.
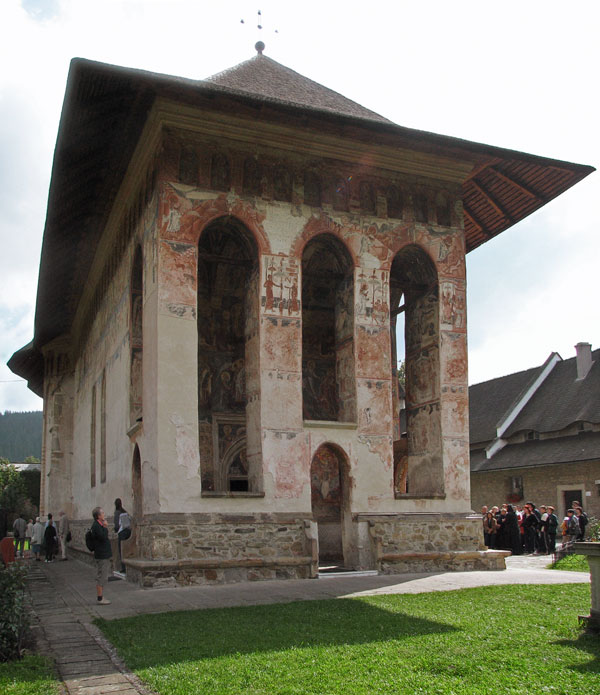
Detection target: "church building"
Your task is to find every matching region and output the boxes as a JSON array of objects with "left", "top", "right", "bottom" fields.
[{"left": 9, "top": 45, "right": 593, "bottom": 585}]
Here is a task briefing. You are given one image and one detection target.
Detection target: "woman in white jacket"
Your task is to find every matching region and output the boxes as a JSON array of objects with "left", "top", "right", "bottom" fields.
[{"left": 31, "top": 517, "right": 45, "bottom": 561}]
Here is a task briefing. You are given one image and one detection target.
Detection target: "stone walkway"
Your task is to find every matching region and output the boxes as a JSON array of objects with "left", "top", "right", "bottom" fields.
[{"left": 27, "top": 554, "right": 590, "bottom": 695}]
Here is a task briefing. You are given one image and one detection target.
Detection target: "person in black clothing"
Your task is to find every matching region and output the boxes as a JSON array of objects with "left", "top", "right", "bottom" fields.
[
  {"left": 44, "top": 519, "right": 57, "bottom": 562},
  {"left": 575, "top": 507, "right": 588, "bottom": 541},
  {"left": 91, "top": 507, "right": 113, "bottom": 605},
  {"left": 538, "top": 505, "right": 548, "bottom": 554},
  {"left": 525, "top": 501, "right": 543, "bottom": 553},
  {"left": 505, "top": 504, "right": 522, "bottom": 555},
  {"left": 546, "top": 505, "right": 559, "bottom": 553},
  {"left": 522, "top": 503, "right": 539, "bottom": 554},
  {"left": 113, "top": 498, "right": 131, "bottom": 574}
]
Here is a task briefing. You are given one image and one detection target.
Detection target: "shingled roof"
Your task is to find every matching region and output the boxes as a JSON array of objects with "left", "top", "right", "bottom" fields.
[
  {"left": 469, "top": 364, "right": 544, "bottom": 445},
  {"left": 469, "top": 346, "right": 600, "bottom": 472},
  {"left": 471, "top": 431, "right": 600, "bottom": 473},
  {"left": 205, "top": 53, "right": 392, "bottom": 124}
]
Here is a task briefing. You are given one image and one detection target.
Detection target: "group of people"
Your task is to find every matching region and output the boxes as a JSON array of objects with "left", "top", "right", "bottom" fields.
[
  {"left": 12, "top": 511, "right": 70, "bottom": 563},
  {"left": 11, "top": 499, "right": 132, "bottom": 607},
  {"left": 481, "top": 500, "right": 589, "bottom": 555}
]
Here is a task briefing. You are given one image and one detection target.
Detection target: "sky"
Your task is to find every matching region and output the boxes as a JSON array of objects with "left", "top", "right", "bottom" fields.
[{"left": 1, "top": 0, "right": 598, "bottom": 413}]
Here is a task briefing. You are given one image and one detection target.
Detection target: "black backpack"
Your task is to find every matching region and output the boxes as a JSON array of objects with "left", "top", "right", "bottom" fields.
[{"left": 85, "top": 528, "right": 96, "bottom": 552}]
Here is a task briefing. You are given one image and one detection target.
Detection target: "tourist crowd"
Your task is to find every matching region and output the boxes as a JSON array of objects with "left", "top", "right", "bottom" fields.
[
  {"left": 480, "top": 500, "right": 588, "bottom": 555},
  {"left": 11, "top": 511, "right": 70, "bottom": 563}
]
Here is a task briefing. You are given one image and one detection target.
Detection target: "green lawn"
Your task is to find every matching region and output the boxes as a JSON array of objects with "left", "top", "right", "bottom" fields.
[
  {"left": 550, "top": 554, "right": 590, "bottom": 572},
  {"left": 0, "top": 655, "right": 59, "bottom": 695},
  {"left": 97, "top": 585, "right": 599, "bottom": 695}
]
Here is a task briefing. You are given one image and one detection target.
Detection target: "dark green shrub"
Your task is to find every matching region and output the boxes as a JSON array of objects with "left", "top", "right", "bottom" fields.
[
  {"left": 0, "top": 563, "right": 29, "bottom": 661},
  {"left": 587, "top": 516, "right": 599, "bottom": 542}
]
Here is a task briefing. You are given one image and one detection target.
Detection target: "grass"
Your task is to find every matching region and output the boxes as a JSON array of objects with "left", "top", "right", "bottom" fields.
[
  {"left": 550, "top": 554, "right": 590, "bottom": 572},
  {"left": 97, "top": 585, "right": 600, "bottom": 695},
  {"left": 0, "top": 655, "right": 59, "bottom": 695}
]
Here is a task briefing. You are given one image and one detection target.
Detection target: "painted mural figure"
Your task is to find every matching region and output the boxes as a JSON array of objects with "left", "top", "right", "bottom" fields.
[
  {"left": 286, "top": 277, "right": 299, "bottom": 314},
  {"left": 264, "top": 272, "right": 281, "bottom": 311}
]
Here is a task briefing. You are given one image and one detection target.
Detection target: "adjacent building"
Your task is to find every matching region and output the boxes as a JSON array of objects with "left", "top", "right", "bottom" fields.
[{"left": 470, "top": 343, "right": 600, "bottom": 519}]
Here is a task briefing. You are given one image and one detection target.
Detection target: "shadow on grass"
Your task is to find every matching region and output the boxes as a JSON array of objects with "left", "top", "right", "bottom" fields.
[
  {"left": 97, "top": 597, "right": 457, "bottom": 668},
  {"left": 555, "top": 633, "right": 600, "bottom": 674}
]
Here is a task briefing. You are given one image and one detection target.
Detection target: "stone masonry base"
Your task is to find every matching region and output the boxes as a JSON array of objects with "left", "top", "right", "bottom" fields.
[{"left": 67, "top": 512, "right": 506, "bottom": 587}]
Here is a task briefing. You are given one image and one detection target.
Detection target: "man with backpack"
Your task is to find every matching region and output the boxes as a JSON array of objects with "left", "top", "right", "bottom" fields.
[
  {"left": 562, "top": 508, "right": 580, "bottom": 547},
  {"left": 89, "top": 507, "right": 113, "bottom": 605}
]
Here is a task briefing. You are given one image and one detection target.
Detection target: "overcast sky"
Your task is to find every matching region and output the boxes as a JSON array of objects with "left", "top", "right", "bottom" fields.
[{"left": 1, "top": 0, "right": 598, "bottom": 413}]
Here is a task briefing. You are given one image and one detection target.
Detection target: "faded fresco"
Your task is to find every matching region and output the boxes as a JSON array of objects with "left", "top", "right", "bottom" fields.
[
  {"left": 196, "top": 218, "right": 258, "bottom": 491},
  {"left": 301, "top": 234, "right": 355, "bottom": 421},
  {"left": 261, "top": 255, "right": 301, "bottom": 317},
  {"left": 310, "top": 445, "right": 343, "bottom": 521}
]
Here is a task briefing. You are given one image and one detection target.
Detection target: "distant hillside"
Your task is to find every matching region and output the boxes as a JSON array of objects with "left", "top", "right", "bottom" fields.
[{"left": 0, "top": 411, "right": 43, "bottom": 462}]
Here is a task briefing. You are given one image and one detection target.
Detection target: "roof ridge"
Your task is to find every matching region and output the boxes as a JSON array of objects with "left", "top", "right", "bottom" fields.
[{"left": 494, "top": 352, "right": 562, "bottom": 437}]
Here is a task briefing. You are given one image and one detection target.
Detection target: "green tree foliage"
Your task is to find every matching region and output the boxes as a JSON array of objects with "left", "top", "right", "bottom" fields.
[
  {"left": 0, "top": 459, "right": 29, "bottom": 537},
  {"left": 0, "top": 459, "right": 27, "bottom": 517},
  {"left": 0, "top": 411, "right": 42, "bottom": 462},
  {"left": 397, "top": 360, "right": 405, "bottom": 392}
]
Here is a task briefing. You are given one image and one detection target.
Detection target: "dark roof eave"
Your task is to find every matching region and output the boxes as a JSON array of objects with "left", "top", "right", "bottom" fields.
[
  {"left": 14, "top": 57, "right": 595, "bottom": 388},
  {"left": 472, "top": 456, "right": 600, "bottom": 473},
  {"left": 69, "top": 59, "right": 596, "bottom": 183},
  {"left": 7, "top": 342, "right": 44, "bottom": 398}
]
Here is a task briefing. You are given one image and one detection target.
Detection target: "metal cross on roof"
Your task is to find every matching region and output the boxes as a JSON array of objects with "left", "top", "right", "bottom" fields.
[{"left": 240, "top": 9, "right": 279, "bottom": 54}]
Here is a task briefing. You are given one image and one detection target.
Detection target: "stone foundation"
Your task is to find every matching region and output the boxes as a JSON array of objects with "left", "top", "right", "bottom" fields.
[
  {"left": 67, "top": 512, "right": 505, "bottom": 587},
  {"left": 363, "top": 512, "right": 507, "bottom": 572}
]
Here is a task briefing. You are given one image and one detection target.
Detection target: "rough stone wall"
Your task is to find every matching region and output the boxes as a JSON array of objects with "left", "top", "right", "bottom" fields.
[
  {"left": 471, "top": 462, "right": 600, "bottom": 519},
  {"left": 366, "top": 513, "right": 505, "bottom": 572},
  {"left": 368, "top": 513, "right": 485, "bottom": 554},
  {"left": 138, "top": 513, "right": 310, "bottom": 561}
]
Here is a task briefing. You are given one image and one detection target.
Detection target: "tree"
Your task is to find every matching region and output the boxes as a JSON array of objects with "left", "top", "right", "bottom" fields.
[
  {"left": 0, "top": 458, "right": 27, "bottom": 538},
  {"left": 397, "top": 360, "right": 405, "bottom": 392},
  {"left": 21, "top": 458, "right": 41, "bottom": 514}
]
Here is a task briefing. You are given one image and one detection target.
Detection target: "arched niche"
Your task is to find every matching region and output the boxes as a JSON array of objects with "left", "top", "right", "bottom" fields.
[
  {"left": 132, "top": 444, "right": 143, "bottom": 522},
  {"left": 129, "top": 246, "right": 143, "bottom": 427},
  {"left": 197, "top": 217, "right": 260, "bottom": 492},
  {"left": 310, "top": 443, "right": 351, "bottom": 567},
  {"left": 130, "top": 444, "right": 142, "bottom": 560},
  {"left": 390, "top": 244, "right": 443, "bottom": 497},
  {"left": 301, "top": 234, "right": 356, "bottom": 423}
]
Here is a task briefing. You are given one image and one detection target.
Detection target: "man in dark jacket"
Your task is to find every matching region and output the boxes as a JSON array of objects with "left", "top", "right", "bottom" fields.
[
  {"left": 546, "top": 506, "right": 559, "bottom": 553},
  {"left": 91, "top": 507, "right": 112, "bottom": 605}
]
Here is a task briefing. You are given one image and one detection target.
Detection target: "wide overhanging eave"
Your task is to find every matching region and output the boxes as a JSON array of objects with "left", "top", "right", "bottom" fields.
[{"left": 25, "top": 58, "right": 596, "bottom": 373}]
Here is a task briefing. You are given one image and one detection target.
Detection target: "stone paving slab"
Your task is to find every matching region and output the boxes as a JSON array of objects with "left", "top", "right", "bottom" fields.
[{"left": 25, "top": 552, "right": 590, "bottom": 695}]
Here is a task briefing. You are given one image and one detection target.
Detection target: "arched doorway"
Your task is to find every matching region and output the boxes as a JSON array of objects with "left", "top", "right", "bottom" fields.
[
  {"left": 310, "top": 444, "right": 349, "bottom": 568},
  {"left": 302, "top": 234, "right": 355, "bottom": 422},
  {"left": 131, "top": 444, "right": 142, "bottom": 557},
  {"left": 197, "top": 216, "right": 260, "bottom": 492},
  {"left": 390, "top": 244, "right": 442, "bottom": 497}
]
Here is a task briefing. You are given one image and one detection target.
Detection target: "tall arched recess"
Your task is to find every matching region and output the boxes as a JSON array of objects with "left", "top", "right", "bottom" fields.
[
  {"left": 129, "top": 246, "right": 143, "bottom": 426},
  {"left": 301, "top": 234, "right": 355, "bottom": 422},
  {"left": 131, "top": 444, "right": 142, "bottom": 559},
  {"left": 197, "top": 216, "right": 260, "bottom": 493},
  {"left": 390, "top": 245, "right": 443, "bottom": 497}
]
